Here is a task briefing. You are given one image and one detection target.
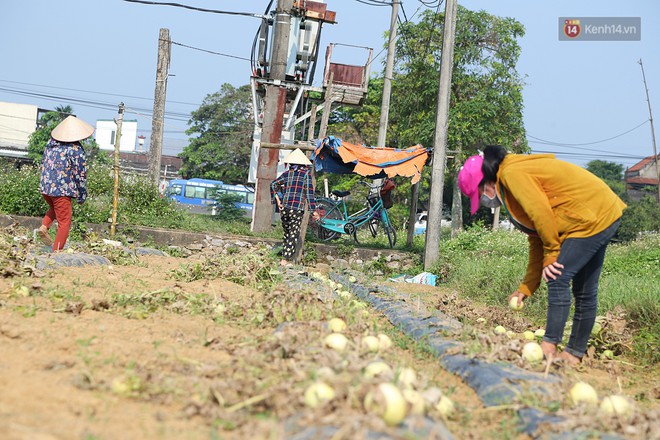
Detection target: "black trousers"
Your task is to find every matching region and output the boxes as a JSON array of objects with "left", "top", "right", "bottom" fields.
[{"left": 281, "top": 208, "right": 305, "bottom": 260}]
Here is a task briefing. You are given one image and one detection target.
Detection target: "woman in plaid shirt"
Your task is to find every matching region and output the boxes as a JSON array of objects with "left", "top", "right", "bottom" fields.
[{"left": 270, "top": 149, "right": 320, "bottom": 265}]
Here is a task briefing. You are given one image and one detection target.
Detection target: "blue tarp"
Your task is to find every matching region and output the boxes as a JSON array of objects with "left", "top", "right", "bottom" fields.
[{"left": 311, "top": 136, "right": 363, "bottom": 175}]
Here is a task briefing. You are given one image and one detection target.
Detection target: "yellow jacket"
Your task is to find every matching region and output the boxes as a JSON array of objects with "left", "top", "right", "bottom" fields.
[{"left": 495, "top": 154, "right": 626, "bottom": 296}]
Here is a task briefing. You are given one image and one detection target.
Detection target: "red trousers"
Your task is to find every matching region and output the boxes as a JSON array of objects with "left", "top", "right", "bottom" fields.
[{"left": 42, "top": 195, "right": 73, "bottom": 251}]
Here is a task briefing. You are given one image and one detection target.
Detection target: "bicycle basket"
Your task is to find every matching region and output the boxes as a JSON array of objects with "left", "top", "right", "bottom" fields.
[
  {"left": 367, "top": 193, "right": 380, "bottom": 207},
  {"left": 381, "top": 191, "right": 393, "bottom": 209}
]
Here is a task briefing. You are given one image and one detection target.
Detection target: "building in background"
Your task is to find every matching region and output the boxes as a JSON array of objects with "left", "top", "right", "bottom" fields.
[
  {"left": 95, "top": 119, "right": 138, "bottom": 152},
  {"left": 0, "top": 101, "right": 51, "bottom": 160},
  {"left": 625, "top": 154, "right": 660, "bottom": 201},
  {"left": 0, "top": 101, "right": 181, "bottom": 179},
  {"left": 96, "top": 119, "right": 183, "bottom": 179},
  {"left": 118, "top": 151, "right": 182, "bottom": 178}
]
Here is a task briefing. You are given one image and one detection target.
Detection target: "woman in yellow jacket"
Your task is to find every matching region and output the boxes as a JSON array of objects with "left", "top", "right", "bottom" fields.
[{"left": 458, "top": 145, "right": 626, "bottom": 365}]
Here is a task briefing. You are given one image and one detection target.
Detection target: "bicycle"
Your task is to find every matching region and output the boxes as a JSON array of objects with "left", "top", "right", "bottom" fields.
[{"left": 312, "top": 181, "right": 397, "bottom": 248}]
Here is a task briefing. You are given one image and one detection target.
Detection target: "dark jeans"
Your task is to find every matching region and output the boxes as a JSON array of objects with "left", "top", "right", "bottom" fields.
[{"left": 543, "top": 219, "right": 620, "bottom": 358}]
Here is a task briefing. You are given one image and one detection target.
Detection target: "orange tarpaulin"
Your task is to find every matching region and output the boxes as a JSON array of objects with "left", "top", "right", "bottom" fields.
[{"left": 313, "top": 137, "right": 429, "bottom": 184}]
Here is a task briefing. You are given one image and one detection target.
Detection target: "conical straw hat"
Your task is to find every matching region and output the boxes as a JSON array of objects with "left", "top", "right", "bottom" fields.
[
  {"left": 283, "top": 148, "right": 312, "bottom": 165},
  {"left": 51, "top": 115, "right": 95, "bottom": 142}
]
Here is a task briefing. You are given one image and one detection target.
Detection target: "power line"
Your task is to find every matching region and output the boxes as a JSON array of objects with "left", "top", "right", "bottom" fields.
[
  {"left": 529, "top": 145, "right": 646, "bottom": 166},
  {"left": 527, "top": 120, "right": 649, "bottom": 147},
  {"left": 419, "top": 0, "right": 444, "bottom": 60},
  {"left": 171, "top": 41, "right": 251, "bottom": 62},
  {"left": 529, "top": 147, "right": 645, "bottom": 161},
  {"left": 122, "top": 0, "right": 264, "bottom": 18},
  {"left": 0, "top": 79, "right": 198, "bottom": 107},
  {"left": 0, "top": 86, "right": 191, "bottom": 122},
  {"left": 354, "top": 0, "right": 392, "bottom": 6},
  {"left": 418, "top": 0, "right": 444, "bottom": 7}
]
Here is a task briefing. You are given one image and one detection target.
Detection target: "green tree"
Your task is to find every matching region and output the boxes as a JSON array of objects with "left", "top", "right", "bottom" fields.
[
  {"left": 321, "top": 7, "right": 528, "bottom": 227},
  {"left": 617, "top": 195, "right": 660, "bottom": 241},
  {"left": 392, "top": 6, "right": 528, "bottom": 154},
  {"left": 396, "top": 7, "right": 528, "bottom": 227},
  {"left": 211, "top": 190, "right": 247, "bottom": 222},
  {"left": 27, "top": 105, "right": 102, "bottom": 163},
  {"left": 27, "top": 112, "right": 57, "bottom": 162},
  {"left": 585, "top": 160, "right": 626, "bottom": 198},
  {"left": 586, "top": 160, "right": 624, "bottom": 181},
  {"left": 179, "top": 84, "right": 253, "bottom": 183}
]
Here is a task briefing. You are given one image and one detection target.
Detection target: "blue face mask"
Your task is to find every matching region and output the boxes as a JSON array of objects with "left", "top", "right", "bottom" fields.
[{"left": 480, "top": 193, "right": 501, "bottom": 209}]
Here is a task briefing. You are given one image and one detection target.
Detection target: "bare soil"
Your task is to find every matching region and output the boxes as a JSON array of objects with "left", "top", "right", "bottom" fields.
[{"left": 0, "top": 234, "right": 658, "bottom": 440}]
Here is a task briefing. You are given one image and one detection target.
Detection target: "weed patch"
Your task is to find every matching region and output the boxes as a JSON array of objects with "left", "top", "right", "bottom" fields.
[{"left": 169, "top": 248, "right": 279, "bottom": 291}]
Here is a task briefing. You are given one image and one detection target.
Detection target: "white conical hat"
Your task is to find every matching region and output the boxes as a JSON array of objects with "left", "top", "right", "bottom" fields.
[
  {"left": 51, "top": 115, "right": 95, "bottom": 142},
  {"left": 283, "top": 148, "right": 312, "bottom": 165}
]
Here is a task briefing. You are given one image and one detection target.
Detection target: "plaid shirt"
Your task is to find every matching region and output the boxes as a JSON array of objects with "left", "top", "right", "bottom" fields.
[{"left": 270, "top": 165, "right": 316, "bottom": 212}]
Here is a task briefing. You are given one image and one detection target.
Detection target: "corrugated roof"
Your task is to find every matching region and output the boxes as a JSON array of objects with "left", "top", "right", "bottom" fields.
[
  {"left": 626, "top": 176, "right": 658, "bottom": 185},
  {"left": 628, "top": 154, "right": 659, "bottom": 172}
]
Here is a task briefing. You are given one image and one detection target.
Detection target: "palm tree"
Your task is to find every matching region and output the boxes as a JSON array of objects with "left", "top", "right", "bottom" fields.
[{"left": 54, "top": 105, "right": 73, "bottom": 121}]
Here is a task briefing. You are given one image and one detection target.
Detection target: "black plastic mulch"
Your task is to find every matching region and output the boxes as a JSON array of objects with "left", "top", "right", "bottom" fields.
[{"left": 327, "top": 270, "right": 623, "bottom": 440}]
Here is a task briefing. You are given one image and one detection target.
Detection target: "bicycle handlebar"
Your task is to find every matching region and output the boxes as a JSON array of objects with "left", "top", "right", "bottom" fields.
[{"left": 356, "top": 180, "right": 384, "bottom": 191}]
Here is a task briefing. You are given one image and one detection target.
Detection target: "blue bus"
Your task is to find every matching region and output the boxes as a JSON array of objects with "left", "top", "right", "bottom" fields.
[
  {"left": 217, "top": 182, "right": 255, "bottom": 214},
  {"left": 166, "top": 178, "right": 254, "bottom": 215}
]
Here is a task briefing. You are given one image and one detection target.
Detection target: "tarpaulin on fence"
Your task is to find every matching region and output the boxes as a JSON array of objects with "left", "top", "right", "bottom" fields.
[{"left": 312, "top": 136, "right": 429, "bottom": 184}]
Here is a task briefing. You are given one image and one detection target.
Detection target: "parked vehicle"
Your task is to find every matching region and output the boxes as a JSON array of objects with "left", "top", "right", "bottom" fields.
[
  {"left": 166, "top": 178, "right": 254, "bottom": 215},
  {"left": 216, "top": 183, "right": 255, "bottom": 215}
]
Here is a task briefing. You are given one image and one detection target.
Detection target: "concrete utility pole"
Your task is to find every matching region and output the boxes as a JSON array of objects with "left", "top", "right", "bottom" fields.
[
  {"left": 252, "top": 0, "right": 293, "bottom": 233},
  {"left": 377, "top": 0, "right": 423, "bottom": 244},
  {"left": 377, "top": 0, "right": 399, "bottom": 149},
  {"left": 379, "top": 1, "right": 424, "bottom": 243},
  {"left": 424, "top": 0, "right": 458, "bottom": 269},
  {"left": 148, "top": 28, "right": 171, "bottom": 186},
  {"left": 638, "top": 59, "right": 660, "bottom": 203},
  {"left": 111, "top": 103, "right": 125, "bottom": 236}
]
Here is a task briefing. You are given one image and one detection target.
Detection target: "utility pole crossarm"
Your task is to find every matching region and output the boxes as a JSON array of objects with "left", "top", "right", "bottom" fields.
[{"left": 260, "top": 141, "right": 316, "bottom": 152}]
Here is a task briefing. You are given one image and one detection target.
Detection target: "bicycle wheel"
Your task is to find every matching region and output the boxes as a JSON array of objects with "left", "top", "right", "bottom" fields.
[
  {"left": 312, "top": 198, "right": 343, "bottom": 241},
  {"left": 384, "top": 224, "right": 397, "bottom": 248},
  {"left": 381, "top": 209, "right": 397, "bottom": 248}
]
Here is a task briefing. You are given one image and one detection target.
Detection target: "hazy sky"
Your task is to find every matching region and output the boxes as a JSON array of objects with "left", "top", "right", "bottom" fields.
[{"left": 1, "top": 0, "right": 658, "bottom": 168}]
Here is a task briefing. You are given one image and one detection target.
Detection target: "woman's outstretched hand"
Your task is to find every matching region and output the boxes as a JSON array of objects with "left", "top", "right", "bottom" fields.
[{"left": 508, "top": 291, "right": 525, "bottom": 305}]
